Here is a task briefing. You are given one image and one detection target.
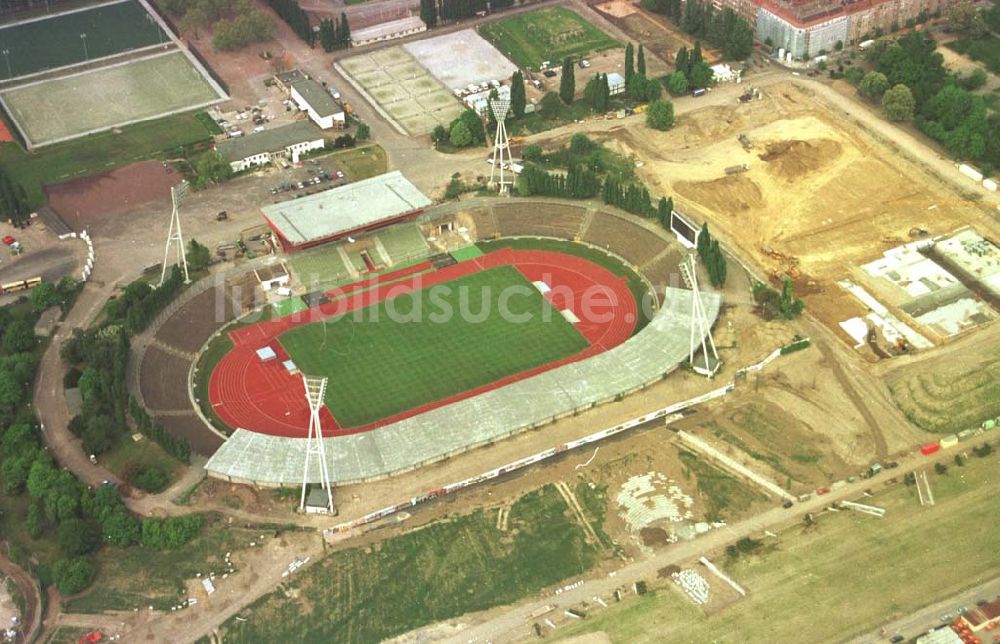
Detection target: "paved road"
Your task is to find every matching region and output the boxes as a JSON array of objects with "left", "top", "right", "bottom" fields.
[
  {"left": 0, "top": 549, "right": 41, "bottom": 644},
  {"left": 850, "top": 576, "right": 1000, "bottom": 643},
  {"left": 435, "top": 444, "right": 982, "bottom": 643}
]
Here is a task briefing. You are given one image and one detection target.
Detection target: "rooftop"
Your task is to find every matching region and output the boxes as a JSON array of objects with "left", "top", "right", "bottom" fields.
[
  {"left": 216, "top": 121, "right": 324, "bottom": 163},
  {"left": 964, "top": 598, "right": 1000, "bottom": 629},
  {"left": 292, "top": 79, "right": 341, "bottom": 118},
  {"left": 261, "top": 171, "right": 432, "bottom": 246},
  {"left": 352, "top": 16, "right": 425, "bottom": 42},
  {"left": 274, "top": 69, "right": 306, "bottom": 85}
]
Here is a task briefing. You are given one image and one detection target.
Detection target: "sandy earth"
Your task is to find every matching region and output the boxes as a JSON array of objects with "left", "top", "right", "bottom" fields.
[{"left": 604, "top": 82, "right": 1000, "bottom": 348}]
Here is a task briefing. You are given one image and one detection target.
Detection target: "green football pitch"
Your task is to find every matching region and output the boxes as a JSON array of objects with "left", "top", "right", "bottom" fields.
[
  {"left": 278, "top": 266, "right": 589, "bottom": 428},
  {"left": 0, "top": 0, "right": 165, "bottom": 80}
]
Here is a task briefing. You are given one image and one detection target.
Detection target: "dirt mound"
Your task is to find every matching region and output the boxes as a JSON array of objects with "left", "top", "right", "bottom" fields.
[
  {"left": 674, "top": 174, "right": 764, "bottom": 214},
  {"left": 758, "top": 139, "right": 841, "bottom": 180},
  {"left": 640, "top": 527, "right": 669, "bottom": 546}
]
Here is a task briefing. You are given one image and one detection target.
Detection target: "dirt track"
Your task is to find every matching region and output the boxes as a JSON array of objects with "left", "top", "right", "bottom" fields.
[{"left": 0, "top": 551, "right": 41, "bottom": 644}]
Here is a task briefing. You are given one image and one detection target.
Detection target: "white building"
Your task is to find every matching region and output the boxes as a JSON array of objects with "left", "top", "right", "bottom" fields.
[
  {"left": 290, "top": 79, "right": 345, "bottom": 130},
  {"left": 351, "top": 16, "right": 426, "bottom": 47},
  {"left": 216, "top": 121, "right": 326, "bottom": 172},
  {"left": 464, "top": 84, "right": 511, "bottom": 116},
  {"left": 606, "top": 72, "right": 625, "bottom": 96}
]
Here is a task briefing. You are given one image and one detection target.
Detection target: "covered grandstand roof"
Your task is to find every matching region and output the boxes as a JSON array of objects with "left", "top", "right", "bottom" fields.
[
  {"left": 205, "top": 287, "right": 722, "bottom": 486},
  {"left": 261, "top": 171, "right": 431, "bottom": 248}
]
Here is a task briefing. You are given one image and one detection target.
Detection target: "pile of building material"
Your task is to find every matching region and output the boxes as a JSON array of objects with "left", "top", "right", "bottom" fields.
[
  {"left": 615, "top": 472, "right": 693, "bottom": 533},
  {"left": 671, "top": 569, "right": 710, "bottom": 605}
]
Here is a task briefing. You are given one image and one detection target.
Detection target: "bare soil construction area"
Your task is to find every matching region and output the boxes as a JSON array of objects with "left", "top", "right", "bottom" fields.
[{"left": 608, "top": 82, "right": 1000, "bottom": 342}]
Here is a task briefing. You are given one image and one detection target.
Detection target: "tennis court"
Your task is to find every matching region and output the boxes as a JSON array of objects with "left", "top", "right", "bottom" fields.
[
  {"left": 0, "top": 0, "right": 165, "bottom": 80},
  {"left": 339, "top": 45, "right": 464, "bottom": 135},
  {"left": 0, "top": 50, "right": 225, "bottom": 147}
]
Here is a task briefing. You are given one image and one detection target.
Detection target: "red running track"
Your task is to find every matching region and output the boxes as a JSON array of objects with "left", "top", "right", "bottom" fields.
[{"left": 208, "top": 249, "right": 637, "bottom": 438}]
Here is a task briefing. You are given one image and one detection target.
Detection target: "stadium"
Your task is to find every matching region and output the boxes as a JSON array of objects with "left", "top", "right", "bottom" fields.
[{"left": 137, "top": 191, "right": 720, "bottom": 489}]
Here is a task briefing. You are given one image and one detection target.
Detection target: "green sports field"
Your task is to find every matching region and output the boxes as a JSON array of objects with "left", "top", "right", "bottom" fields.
[
  {"left": 278, "top": 266, "right": 589, "bottom": 427},
  {"left": 0, "top": 0, "right": 165, "bottom": 80},
  {"left": 1, "top": 51, "right": 224, "bottom": 146},
  {"left": 479, "top": 6, "right": 619, "bottom": 70}
]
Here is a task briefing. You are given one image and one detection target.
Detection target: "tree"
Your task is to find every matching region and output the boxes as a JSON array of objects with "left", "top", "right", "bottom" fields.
[
  {"left": 58, "top": 518, "right": 102, "bottom": 556},
  {"left": 934, "top": 461, "right": 948, "bottom": 475},
  {"left": 540, "top": 91, "right": 562, "bottom": 119},
  {"left": 962, "top": 68, "right": 988, "bottom": 91},
  {"left": 431, "top": 124, "right": 447, "bottom": 145},
  {"left": 646, "top": 99, "right": 675, "bottom": 130},
  {"left": 559, "top": 57, "right": 575, "bottom": 104},
  {"left": 30, "top": 282, "right": 60, "bottom": 312},
  {"left": 882, "top": 84, "right": 915, "bottom": 121},
  {"left": 458, "top": 109, "right": 486, "bottom": 145},
  {"left": 510, "top": 71, "right": 526, "bottom": 118},
  {"left": 676, "top": 46, "right": 690, "bottom": 77},
  {"left": 778, "top": 277, "right": 804, "bottom": 318},
  {"left": 667, "top": 70, "right": 689, "bottom": 96},
  {"left": 625, "top": 43, "right": 635, "bottom": 83},
  {"left": 859, "top": 71, "right": 889, "bottom": 99},
  {"left": 193, "top": 151, "right": 232, "bottom": 187},
  {"left": 449, "top": 120, "right": 472, "bottom": 147},
  {"left": 53, "top": 557, "right": 95, "bottom": 595},
  {"left": 637, "top": 43, "right": 646, "bottom": 77},
  {"left": 523, "top": 144, "right": 543, "bottom": 162},
  {"left": 419, "top": 0, "right": 437, "bottom": 27},
  {"left": 186, "top": 239, "right": 211, "bottom": 272},
  {"left": 81, "top": 415, "right": 115, "bottom": 455},
  {"left": 133, "top": 466, "right": 169, "bottom": 493},
  {"left": 656, "top": 196, "right": 673, "bottom": 229},
  {"left": 689, "top": 61, "right": 713, "bottom": 89},
  {"left": 948, "top": 0, "right": 981, "bottom": 33},
  {"left": 356, "top": 122, "right": 370, "bottom": 141},
  {"left": 845, "top": 66, "right": 865, "bottom": 86},
  {"left": 692, "top": 40, "right": 703, "bottom": 67},
  {"left": 318, "top": 18, "right": 335, "bottom": 52},
  {"left": 2, "top": 319, "right": 35, "bottom": 354}
]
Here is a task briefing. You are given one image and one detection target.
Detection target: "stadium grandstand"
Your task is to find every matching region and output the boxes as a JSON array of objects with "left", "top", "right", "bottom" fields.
[
  {"left": 205, "top": 287, "right": 720, "bottom": 486},
  {"left": 261, "top": 171, "right": 431, "bottom": 252}
]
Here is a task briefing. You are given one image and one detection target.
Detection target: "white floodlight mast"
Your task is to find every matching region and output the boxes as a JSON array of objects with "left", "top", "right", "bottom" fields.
[
  {"left": 299, "top": 375, "right": 334, "bottom": 513},
  {"left": 489, "top": 98, "right": 511, "bottom": 193},
  {"left": 160, "top": 181, "right": 190, "bottom": 286}
]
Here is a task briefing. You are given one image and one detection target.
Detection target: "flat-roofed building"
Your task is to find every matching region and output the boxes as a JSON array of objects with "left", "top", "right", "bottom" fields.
[
  {"left": 215, "top": 121, "right": 326, "bottom": 172},
  {"left": 261, "top": 171, "right": 432, "bottom": 251},
  {"left": 290, "top": 79, "right": 345, "bottom": 130},
  {"left": 351, "top": 16, "right": 426, "bottom": 47}
]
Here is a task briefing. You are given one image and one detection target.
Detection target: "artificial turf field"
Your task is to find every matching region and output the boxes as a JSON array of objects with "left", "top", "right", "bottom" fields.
[
  {"left": 1, "top": 51, "right": 223, "bottom": 146},
  {"left": 278, "top": 265, "right": 589, "bottom": 428},
  {"left": 0, "top": 0, "right": 165, "bottom": 80}
]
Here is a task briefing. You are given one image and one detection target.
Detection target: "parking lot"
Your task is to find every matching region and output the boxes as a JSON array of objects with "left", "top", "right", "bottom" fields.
[{"left": 264, "top": 154, "right": 350, "bottom": 204}]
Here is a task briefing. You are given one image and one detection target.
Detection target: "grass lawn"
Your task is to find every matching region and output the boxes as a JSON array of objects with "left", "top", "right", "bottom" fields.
[
  {"left": 478, "top": 238, "right": 652, "bottom": 331},
  {"left": 279, "top": 265, "right": 589, "bottom": 427},
  {"left": 64, "top": 513, "right": 265, "bottom": 613},
  {"left": 194, "top": 333, "right": 234, "bottom": 435},
  {"left": 45, "top": 626, "right": 94, "bottom": 644},
  {"left": 557, "top": 450, "right": 1000, "bottom": 643},
  {"left": 0, "top": 0, "right": 164, "bottom": 80},
  {"left": 100, "top": 435, "right": 184, "bottom": 489},
  {"left": 479, "top": 6, "right": 620, "bottom": 70},
  {"left": 331, "top": 144, "right": 387, "bottom": 181},
  {"left": 678, "top": 450, "right": 766, "bottom": 522},
  {"left": 948, "top": 36, "right": 1000, "bottom": 73},
  {"left": 0, "top": 111, "right": 214, "bottom": 208},
  {"left": 219, "top": 485, "right": 605, "bottom": 643}
]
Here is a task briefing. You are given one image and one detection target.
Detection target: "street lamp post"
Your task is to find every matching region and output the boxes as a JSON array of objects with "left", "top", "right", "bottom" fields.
[
  {"left": 1, "top": 50, "right": 10, "bottom": 79},
  {"left": 80, "top": 33, "right": 88, "bottom": 61}
]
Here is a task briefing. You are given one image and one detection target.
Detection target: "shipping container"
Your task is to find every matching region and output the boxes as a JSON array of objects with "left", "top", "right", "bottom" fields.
[{"left": 920, "top": 442, "right": 940, "bottom": 456}]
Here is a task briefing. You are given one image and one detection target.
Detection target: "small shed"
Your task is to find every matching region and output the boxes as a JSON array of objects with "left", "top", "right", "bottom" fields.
[
  {"left": 283, "top": 359, "right": 299, "bottom": 375},
  {"left": 304, "top": 487, "right": 335, "bottom": 514},
  {"left": 607, "top": 72, "right": 625, "bottom": 96},
  {"left": 256, "top": 346, "right": 277, "bottom": 362}
]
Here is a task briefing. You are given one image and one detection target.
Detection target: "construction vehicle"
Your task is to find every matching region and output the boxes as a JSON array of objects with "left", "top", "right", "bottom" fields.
[
  {"left": 725, "top": 163, "right": 749, "bottom": 175},
  {"left": 738, "top": 134, "right": 752, "bottom": 151}
]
